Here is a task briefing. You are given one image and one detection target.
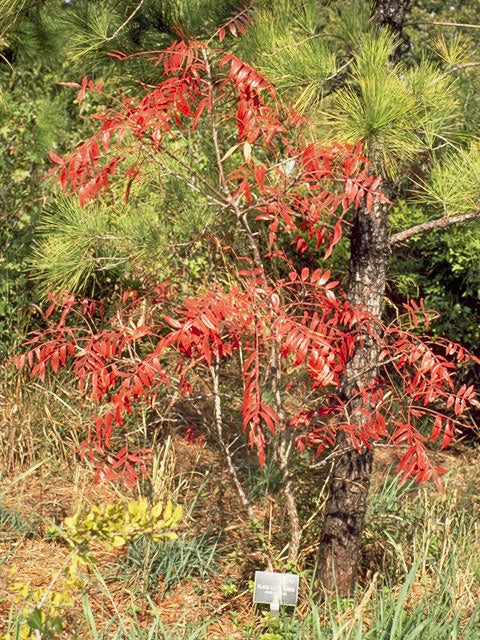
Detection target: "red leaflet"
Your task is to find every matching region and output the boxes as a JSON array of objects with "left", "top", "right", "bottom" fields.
[
  {"left": 48, "top": 150, "right": 63, "bottom": 165},
  {"left": 300, "top": 267, "right": 309, "bottom": 282},
  {"left": 255, "top": 165, "right": 266, "bottom": 191},
  {"left": 324, "top": 219, "right": 343, "bottom": 260}
]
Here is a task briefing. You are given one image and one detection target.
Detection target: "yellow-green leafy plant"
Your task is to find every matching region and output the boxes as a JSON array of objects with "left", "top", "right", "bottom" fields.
[
  {"left": 2, "top": 553, "right": 87, "bottom": 640},
  {"left": 61, "top": 497, "right": 183, "bottom": 550},
  {"left": 2, "top": 498, "right": 182, "bottom": 639}
]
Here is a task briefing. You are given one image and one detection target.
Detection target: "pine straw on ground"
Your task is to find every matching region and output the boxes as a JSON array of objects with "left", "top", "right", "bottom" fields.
[
  {"left": 0, "top": 438, "right": 276, "bottom": 637},
  {"left": 1, "top": 440, "right": 480, "bottom": 637}
]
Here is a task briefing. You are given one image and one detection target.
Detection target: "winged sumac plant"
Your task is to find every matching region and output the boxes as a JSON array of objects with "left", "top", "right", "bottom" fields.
[{"left": 13, "top": 35, "right": 479, "bottom": 559}]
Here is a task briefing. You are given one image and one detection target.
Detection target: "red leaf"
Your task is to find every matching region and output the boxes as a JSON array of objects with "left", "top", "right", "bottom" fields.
[
  {"left": 48, "top": 151, "right": 63, "bottom": 165},
  {"left": 271, "top": 293, "right": 280, "bottom": 311},
  {"left": 51, "top": 351, "right": 59, "bottom": 374},
  {"left": 441, "top": 421, "right": 454, "bottom": 449},
  {"left": 260, "top": 403, "right": 278, "bottom": 434},
  {"left": 324, "top": 220, "right": 343, "bottom": 260},
  {"left": 255, "top": 165, "right": 266, "bottom": 191}
]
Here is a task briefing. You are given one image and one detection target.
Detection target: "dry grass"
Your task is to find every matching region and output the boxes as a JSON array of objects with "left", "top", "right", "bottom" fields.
[
  {"left": 0, "top": 435, "right": 279, "bottom": 637},
  {"left": 1, "top": 373, "right": 480, "bottom": 638}
]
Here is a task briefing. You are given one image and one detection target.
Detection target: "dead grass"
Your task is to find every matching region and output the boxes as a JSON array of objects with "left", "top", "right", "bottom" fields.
[
  {"left": 0, "top": 437, "right": 279, "bottom": 637},
  {"left": 1, "top": 424, "right": 480, "bottom": 637}
]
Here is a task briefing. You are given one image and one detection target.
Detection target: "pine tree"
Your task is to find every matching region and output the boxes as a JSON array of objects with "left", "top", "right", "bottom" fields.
[
  {"left": 241, "top": 0, "right": 480, "bottom": 593},
  {"left": 0, "top": 0, "right": 249, "bottom": 343}
]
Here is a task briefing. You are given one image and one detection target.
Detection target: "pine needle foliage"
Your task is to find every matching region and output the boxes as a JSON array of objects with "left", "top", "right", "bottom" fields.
[
  {"left": 328, "top": 32, "right": 459, "bottom": 176},
  {"left": 416, "top": 142, "right": 480, "bottom": 216},
  {"left": 432, "top": 33, "right": 475, "bottom": 68},
  {"left": 241, "top": 2, "right": 460, "bottom": 176},
  {"left": 30, "top": 197, "right": 119, "bottom": 295},
  {"left": 242, "top": 0, "right": 340, "bottom": 110},
  {"left": 3, "top": 0, "right": 248, "bottom": 77},
  {"left": 30, "top": 170, "right": 219, "bottom": 297}
]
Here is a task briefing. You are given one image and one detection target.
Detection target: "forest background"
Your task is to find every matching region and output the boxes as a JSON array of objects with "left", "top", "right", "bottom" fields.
[{"left": 1, "top": 1, "right": 480, "bottom": 638}]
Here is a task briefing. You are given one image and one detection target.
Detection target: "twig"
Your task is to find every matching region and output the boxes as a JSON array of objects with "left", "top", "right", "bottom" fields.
[
  {"left": 389, "top": 210, "right": 480, "bottom": 245},
  {"left": 207, "top": 0, "right": 257, "bottom": 46},
  {"left": 440, "top": 61, "right": 480, "bottom": 78},
  {"left": 201, "top": 47, "right": 269, "bottom": 277},
  {"left": 209, "top": 360, "right": 256, "bottom": 520},
  {"left": 262, "top": 32, "right": 345, "bottom": 57},
  {"left": 202, "top": 49, "right": 228, "bottom": 192},
  {"left": 404, "top": 20, "right": 480, "bottom": 30},
  {"left": 308, "top": 445, "right": 358, "bottom": 471},
  {"left": 139, "top": 142, "right": 226, "bottom": 207},
  {"left": 0, "top": 0, "right": 41, "bottom": 42},
  {"left": 325, "top": 56, "right": 355, "bottom": 82},
  {"left": 271, "top": 338, "right": 302, "bottom": 564},
  {"left": 99, "top": 0, "right": 148, "bottom": 44}
]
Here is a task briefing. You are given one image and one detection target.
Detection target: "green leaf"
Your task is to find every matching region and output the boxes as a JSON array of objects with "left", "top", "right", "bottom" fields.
[{"left": 27, "top": 607, "right": 43, "bottom": 630}]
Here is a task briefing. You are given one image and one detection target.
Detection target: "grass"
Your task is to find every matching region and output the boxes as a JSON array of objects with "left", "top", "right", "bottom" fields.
[
  {"left": 0, "top": 503, "right": 41, "bottom": 542},
  {"left": 4, "top": 562, "right": 478, "bottom": 639},
  {"left": 114, "top": 532, "right": 221, "bottom": 596},
  {"left": 78, "top": 591, "right": 213, "bottom": 639},
  {"left": 1, "top": 405, "right": 480, "bottom": 639}
]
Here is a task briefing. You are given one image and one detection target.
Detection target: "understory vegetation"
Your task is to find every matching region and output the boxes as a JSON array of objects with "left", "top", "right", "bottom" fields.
[
  {"left": 1, "top": 420, "right": 480, "bottom": 638},
  {"left": 2, "top": 0, "right": 480, "bottom": 637}
]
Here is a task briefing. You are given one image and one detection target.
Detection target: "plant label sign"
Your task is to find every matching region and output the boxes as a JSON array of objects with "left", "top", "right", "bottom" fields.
[{"left": 253, "top": 571, "right": 299, "bottom": 613}]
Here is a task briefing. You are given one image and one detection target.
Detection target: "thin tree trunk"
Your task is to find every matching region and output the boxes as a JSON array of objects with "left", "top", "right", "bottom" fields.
[
  {"left": 278, "top": 433, "right": 302, "bottom": 564},
  {"left": 317, "top": 189, "right": 390, "bottom": 595}
]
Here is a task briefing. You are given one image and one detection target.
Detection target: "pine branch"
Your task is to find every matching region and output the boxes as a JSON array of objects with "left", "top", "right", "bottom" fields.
[
  {"left": 0, "top": 0, "right": 45, "bottom": 40},
  {"left": 389, "top": 210, "right": 480, "bottom": 245},
  {"left": 102, "top": 0, "right": 148, "bottom": 44},
  {"left": 404, "top": 20, "right": 480, "bottom": 30},
  {"left": 440, "top": 61, "right": 480, "bottom": 78}
]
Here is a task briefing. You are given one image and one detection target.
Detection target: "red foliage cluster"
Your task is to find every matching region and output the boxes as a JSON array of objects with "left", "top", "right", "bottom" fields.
[
  {"left": 13, "top": 282, "right": 479, "bottom": 489},
  {"left": 17, "top": 36, "right": 478, "bottom": 488}
]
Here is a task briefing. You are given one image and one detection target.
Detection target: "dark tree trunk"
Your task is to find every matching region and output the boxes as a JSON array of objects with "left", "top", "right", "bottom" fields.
[
  {"left": 316, "top": 0, "right": 412, "bottom": 597},
  {"left": 373, "top": 0, "right": 410, "bottom": 33},
  {"left": 317, "top": 189, "right": 390, "bottom": 595},
  {"left": 373, "top": 0, "right": 411, "bottom": 62}
]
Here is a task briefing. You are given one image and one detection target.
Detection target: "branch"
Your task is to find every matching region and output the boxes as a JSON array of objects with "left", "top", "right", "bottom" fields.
[
  {"left": 207, "top": 0, "right": 257, "bottom": 46},
  {"left": 261, "top": 31, "right": 346, "bottom": 57},
  {"left": 209, "top": 361, "right": 256, "bottom": 521},
  {"left": 102, "top": 0, "right": 148, "bottom": 44},
  {"left": 440, "top": 61, "right": 480, "bottom": 78},
  {"left": 404, "top": 20, "right": 480, "bottom": 30},
  {"left": 389, "top": 210, "right": 480, "bottom": 245},
  {"left": 0, "top": 0, "right": 43, "bottom": 41},
  {"left": 200, "top": 50, "right": 270, "bottom": 278},
  {"left": 202, "top": 49, "right": 228, "bottom": 192},
  {"left": 64, "top": 0, "right": 149, "bottom": 62},
  {"left": 138, "top": 142, "right": 226, "bottom": 208}
]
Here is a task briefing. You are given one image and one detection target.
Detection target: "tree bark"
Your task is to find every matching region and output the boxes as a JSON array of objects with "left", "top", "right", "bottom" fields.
[
  {"left": 317, "top": 189, "right": 390, "bottom": 595},
  {"left": 373, "top": 0, "right": 411, "bottom": 63},
  {"left": 373, "top": 0, "right": 410, "bottom": 34},
  {"left": 316, "top": 0, "right": 412, "bottom": 597}
]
